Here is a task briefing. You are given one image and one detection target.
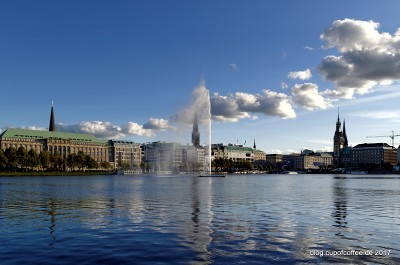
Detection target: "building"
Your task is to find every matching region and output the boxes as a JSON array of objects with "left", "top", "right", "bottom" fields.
[
  {"left": 211, "top": 143, "right": 225, "bottom": 160},
  {"left": 351, "top": 143, "right": 397, "bottom": 167},
  {"left": 191, "top": 112, "right": 200, "bottom": 147},
  {"left": 333, "top": 111, "right": 349, "bottom": 166},
  {"left": 398, "top": 145, "right": 400, "bottom": 164},
  {"left": 266, "top": 154, "right": 283, "bottom": 166},
  {"left": 253, "top": 149, "right": 267, "bottom": 167},
  {"left": 185, "top": 145, "right": 206, "bottom": 172},
  {"left": 211, "top": 143, "right": 254, "bottom": 162},
  {"left": 143, "top": 141, "right": 185, "bottom": 174},
  {"left": 294, "top": 152, "right": 333, "bottom": 170},
  {"left": 108, "top": 140, "right": 141, "bottom": 169},
  {"left": 0, "top": 128, "right": 109, "bottom": 163},
  {"left": 0, "top": 103, "right": 109, "bottom": 165}
]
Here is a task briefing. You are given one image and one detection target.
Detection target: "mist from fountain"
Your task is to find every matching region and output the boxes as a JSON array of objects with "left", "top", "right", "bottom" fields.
[
  {"left": 190, "top": 80, "right": 212, "bottom": 174},
  {"left": 144, "top": 80, "right": 212, "bottom": 175}
]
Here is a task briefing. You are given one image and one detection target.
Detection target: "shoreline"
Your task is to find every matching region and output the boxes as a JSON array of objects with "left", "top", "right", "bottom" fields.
[{"left": 0, "top": 171, "right": 115, "bottom": 177}]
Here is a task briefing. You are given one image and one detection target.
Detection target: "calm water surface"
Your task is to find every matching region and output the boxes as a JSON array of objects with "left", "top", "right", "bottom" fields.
[{"left": 1, "top": 174, "right": 400, "bottom": 264}]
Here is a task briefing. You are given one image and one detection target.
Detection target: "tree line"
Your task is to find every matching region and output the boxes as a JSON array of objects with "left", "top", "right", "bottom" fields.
[
  {"left": 0, "top": 147, "right": 111, "bottom": 172},
  {"left": 211, "top": 157, "right": 253, "bottom": 173}
]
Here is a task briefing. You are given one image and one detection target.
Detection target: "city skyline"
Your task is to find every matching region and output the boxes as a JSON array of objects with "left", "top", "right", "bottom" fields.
[{"left": 1, "top": 1, "right": 400, "bottom": 153}]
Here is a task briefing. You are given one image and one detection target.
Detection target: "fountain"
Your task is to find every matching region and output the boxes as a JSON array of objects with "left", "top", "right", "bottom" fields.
[
  {"left": 142, "top": 80, "right": 224, "bottom": 176},
  {"left": 191, "top": 81, "right": 225, "bottom": 177}
]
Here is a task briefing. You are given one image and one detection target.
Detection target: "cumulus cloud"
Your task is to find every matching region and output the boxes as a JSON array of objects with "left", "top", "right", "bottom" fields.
[
  {"left": 210, "top": 90, "right": 296, "bottom": 122},
  {"left": 21, "top": 126, "right": 47, "bottom": 131},
  {"left": 121, "top": 122, "right": 155, "bottom": 137},
  {"left": 143, "top": 118, "right": 175, "bottom": 130},
  {"left": 281, "top": 82, "right": 289, "bottom": 89},
  {"left": 1, "top": 126, "right": 47, "bottom": 133},
  {"left": 58, "top": 119, "right": 167, "bottom": 139},
  {"left": 318, "top": 18, "right": 400, "bottom": 98},
  {"left": 292, "top": 83, "right": 332, "bottom": 110},
  {"left": 288, "top": 69, "right": 312, "bottom": 80}
]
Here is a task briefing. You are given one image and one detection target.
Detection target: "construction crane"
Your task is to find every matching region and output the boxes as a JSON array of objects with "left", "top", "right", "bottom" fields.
[{"left": 366, "top": 131, "right": 400, "bottom": 148}]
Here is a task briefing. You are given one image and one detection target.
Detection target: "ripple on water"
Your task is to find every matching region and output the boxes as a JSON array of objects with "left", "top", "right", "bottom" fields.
[{"left": 1, "top": 174, "right": 400, "bottom": 264}]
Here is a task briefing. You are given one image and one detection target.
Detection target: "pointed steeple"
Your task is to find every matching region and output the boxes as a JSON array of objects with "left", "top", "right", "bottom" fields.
[
  {"left": 253, "top": 139, "right": 256, "bottom": 149},
  {"left": 191, "top": 111, "right": 200, "bottom": 147},
  {"left": 49, "top": 101, "right": 56, "bottom": 132},
  {"left": 335, "top": 107, "right": 341, "bottom": 133},
  {"left": 343, "top": 118, "right": 348, "bottom": 146}
]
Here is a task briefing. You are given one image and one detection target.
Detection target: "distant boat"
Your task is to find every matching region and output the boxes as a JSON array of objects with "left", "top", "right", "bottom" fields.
[{"left": 284, "top": 171, "right": 298, "bottom": 175}]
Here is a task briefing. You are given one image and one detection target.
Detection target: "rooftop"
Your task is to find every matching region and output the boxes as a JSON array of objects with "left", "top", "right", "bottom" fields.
[
  {"left": 353, "top": 143, "right": 394, "bottom": 149},
  {"left": 0, "top": 128, "right": 108, "bottom": 144}
]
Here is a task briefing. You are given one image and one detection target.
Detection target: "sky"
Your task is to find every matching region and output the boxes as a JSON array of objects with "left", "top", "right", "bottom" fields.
[{"left": 1, "top": 0, "right": 400, "bottom": 154}]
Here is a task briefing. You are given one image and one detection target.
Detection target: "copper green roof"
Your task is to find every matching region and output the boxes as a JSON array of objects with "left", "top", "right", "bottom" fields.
[
  {"left": 0, "top": 128, "right": 108, "bottom": 144},
  {"left": 226, "top": 146, "right": 254, "bottom": 152}
]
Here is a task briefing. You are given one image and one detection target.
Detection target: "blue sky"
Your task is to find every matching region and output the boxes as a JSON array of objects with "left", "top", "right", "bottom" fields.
[{"left": 1, "top": 0, "right": 400, "bottom": 153}]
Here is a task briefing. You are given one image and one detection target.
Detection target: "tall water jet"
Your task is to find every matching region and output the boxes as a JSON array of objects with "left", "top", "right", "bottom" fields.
[{"left": 190, "top": 80, "right": 212, "bottom": 174}]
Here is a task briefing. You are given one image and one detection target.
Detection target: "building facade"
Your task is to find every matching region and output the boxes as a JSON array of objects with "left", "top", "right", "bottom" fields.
[
  {"left": 143, "top": 141, "right": 185, "bottom": 174},
  {"left": 0, "top": 128, "right": 109, "bottom": 163},
  {"left": 294, "top": 152, "right": 333, "bottom": 170},
  {"left": 185, "top": 145, "right": 206, "bottom": 172},
  {"left": 108, "top": 140, "right": 141, "bottom": 169},
  {"left": 351, "top": 143, "right": 397, "bottom": 167},
  {"left": 211, "top": 143, "right": 254, "bottom": 162},
  {"left": 253, "top": 149, "right": 267, "bottom": 167}
]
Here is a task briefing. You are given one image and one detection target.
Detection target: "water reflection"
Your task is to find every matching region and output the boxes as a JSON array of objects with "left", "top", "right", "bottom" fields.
[
  {"left": 332, "top": 176, "right": 348, "bottom": 236},
  {"left": 187, "top": 177, "right": 213, "bottom": 264},
  {"left": 1, "top": 175, "right": 400, "bottom": 264},
  {"left": 47, "top": 197, "right": 57, "bottom": 247}
]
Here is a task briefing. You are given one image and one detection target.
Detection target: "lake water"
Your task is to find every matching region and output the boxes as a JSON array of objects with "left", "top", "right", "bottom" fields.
[{"left": 0, "top": 174, "right": 399, "bottom": 264}]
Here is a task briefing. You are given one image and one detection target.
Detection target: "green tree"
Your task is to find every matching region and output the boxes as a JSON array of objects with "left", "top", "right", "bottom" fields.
[
  {"left": 140, "top": 162, "right": 150, "bottom": 173},
  {"left": 5, "top": 147, "right": 18, "bottom": 171},
  {"left": 119, "top": 161, "right": 132, "bottom": 170},
  {"left": 85, "top": 155, "right": 98, "bottom": 170},
  {"left": 50, "top": 151, "right": 62, "bottom": 171},
  {"left": 39, "top": 151, "right": 50, "bottom": 171},
  {"left": 76, "top": 151, "right": 86, "bottom": 171},
  {"left": 0, "top": 149, "right": 8, "bottom": 170},
  {"left": 17, "top": 147, "right": 29, "bottom": 171},
  {"left": 67, "top": 153, "right": 77, "bottom": 171},
  {"left": 100, "top": 161, "right": 111, "bottom": 171},
  {"left": 27, "top": 149, "right": 39, "bottom": 170}
]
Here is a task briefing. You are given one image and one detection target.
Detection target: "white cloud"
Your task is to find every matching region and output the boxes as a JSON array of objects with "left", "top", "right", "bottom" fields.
[
  {"left": 291, "top": 83, "right": 332, "bottom": 110},
  {"left": 229, "top": 63, "right": 237, "bottom": 71},
  {"left": 58, "top": 120, "right": 156, "bottom": 139},
  {"left": 303, "top": 46, "right": 315, "bottom": 51},
  {"left": 319, "top": 18, "right": 400, "bottom": 98},
  {"left": 59, "top": 121, "right": 125, "bottom": 138},
  {"left": 121, "top": 122, "right": 155, "bottom": 137},
  {"left": 349, "top": 110, "right": 400, "bottom": 122},
  {"left": 143, "top": 118, "right": 175, "bottom": 130},
  {"left": 21, "top": 126, "right": 47, "bottom": 131},
  {"left": 211, "top": 90, "right": 296, "bottom": 122},
  {"left": 288, "top": 69, "right": 312, "bottom": 80},
  {"left": 281, "top": 82, "right": 288, "bottom": 89}
]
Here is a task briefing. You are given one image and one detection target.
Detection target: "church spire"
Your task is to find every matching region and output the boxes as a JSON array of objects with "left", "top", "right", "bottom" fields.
[
  {"left": 49, "top": 101, "right": 56, "bottom": 132},
  {"left": 343, "top": 118, "right": 348, "bottom": 147},
  {"left": 335, "top": 107, "right": 341, "bottom": 132},
  {"left": 253, "top": 139, "right": 256, "bottom": 149},
  {"left": 191, "top": 111, "right": 200, "bottom": 147}
]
